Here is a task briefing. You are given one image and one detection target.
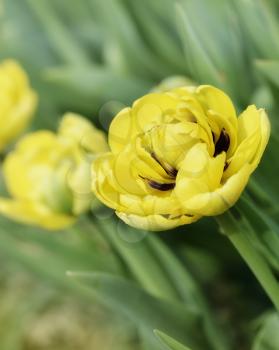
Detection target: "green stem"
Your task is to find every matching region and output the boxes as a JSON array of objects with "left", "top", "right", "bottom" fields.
[{"left": 216, "top": 212, "right": 279, "bottom": 312}]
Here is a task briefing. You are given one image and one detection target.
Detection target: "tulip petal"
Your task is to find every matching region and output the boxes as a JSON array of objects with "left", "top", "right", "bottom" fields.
[
  {"left": 180, "top": 164, "right": 252, "bottom": 216},
  {"left": 176, "top": 143, "right": 226, "bottom": 190},
  {"left": 3, "top": 131, "right": 69, "bottom": 199},
  {"left": 119, "top": 192, "right": 185, "bottom": 217},
  {"left": 59, "top": 112, "right": 108, "bottom": 154},
  {"left": 0, "top": 91, "right": 37, "bottom": 147},
  {"left": 196, "top": 85, "right": 238, "bottom": 129},
  {"left": 113, "top": 145, "right": 148, "bottom": 195},
  {"left": 92, "top": 153, "right": 124, "bottom": 210},
  {"left": 238, "top": 106, "right": 270, "bottom": 170},
  {"left": 207, "top": 109, "right": 238, "bottom": 157},
  {"left": 0, "top": 198, "right": 74, "bottom": 230},
  {"left": 177, "top": 97, "right": 216, "bottom": 156},
  {"left": 148, "top": 122, "right": 200, "bottom": 168},
  {"left": 108, "top": 107, "right": 135, "bottom": 153},
  {"left": 224, "top": 106, "right": 270, "bottom": 179},
  {"left": 0, "top": 60, "right": 37, "bottom": 151},
  {"left": 116, "top": 211, "right": 199, "bottom": 231}
]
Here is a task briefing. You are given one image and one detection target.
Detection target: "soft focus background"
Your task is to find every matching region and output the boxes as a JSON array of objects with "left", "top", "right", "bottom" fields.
[{"left": 0, "top": 0, "right": 279, "bottom": 349}]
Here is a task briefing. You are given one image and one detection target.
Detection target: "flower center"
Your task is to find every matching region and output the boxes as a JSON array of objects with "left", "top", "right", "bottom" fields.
[
  {"left": 139, "top": 123, "right": 231, "bottom": 192},
  {"left": 146, "top": 179, "right": 176, "bottom": 191},
  {"left": 150, "top": 152, "right": 178, "bottom": 177},
  {"left": 139, "top": 151, "right": 177, "bottom": 192},
  {"left": 214, "top": 128, "right": 230, "bottom": 156}
]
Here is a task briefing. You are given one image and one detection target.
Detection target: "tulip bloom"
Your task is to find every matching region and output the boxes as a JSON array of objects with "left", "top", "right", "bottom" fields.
[
  {"left": 92, "top": 85, "right": 270, "bottom": 231},
  {"left": 0, "top": 60, "right": 37, "bottom": 152},
  {"left": 0, "top": 113, "right": 108, "bottom": 229}
]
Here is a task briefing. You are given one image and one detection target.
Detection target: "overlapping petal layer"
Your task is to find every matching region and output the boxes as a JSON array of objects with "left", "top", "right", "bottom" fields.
[
  {"left": 0, "top": 60, "right": 37, "bottom": 152},
  {"left": 92, "top": 85, "right": 270, "bottom": 231},
  {"left": 0, "top": 114, "right": 108, "bottom": 229}
]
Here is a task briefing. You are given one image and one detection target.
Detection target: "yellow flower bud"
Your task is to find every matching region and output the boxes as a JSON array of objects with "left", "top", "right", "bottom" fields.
[
  {"left": 151, "top": 76, "right": 195, "bottom": 93},
  {"left": 91, "top": 85, "right": 270, "bottom": 231},
  {"left": 0, "top": 60, "right": 37, "bottom": 152},
  {"left": 0, "top": 113, "right": 108, "bottom": 230}
]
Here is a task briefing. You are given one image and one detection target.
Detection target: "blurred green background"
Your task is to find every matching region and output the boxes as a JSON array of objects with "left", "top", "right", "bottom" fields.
[{"left": 1, "top": 0, "right": 279, "bottom": 349}]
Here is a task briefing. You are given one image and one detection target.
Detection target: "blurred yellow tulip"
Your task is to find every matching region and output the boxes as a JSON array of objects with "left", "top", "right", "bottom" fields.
[
  {"left": 92, "top": 85, "right": 270, "bottom": 231},
  {"left": 0, "top": 113, "right": 108, "bottom": 230},
  {"left": 151, "top": 75, "right": 195, "bottom": 93},
  {"left": 0, "top": 60, "right": 37, "bottom": 152}
]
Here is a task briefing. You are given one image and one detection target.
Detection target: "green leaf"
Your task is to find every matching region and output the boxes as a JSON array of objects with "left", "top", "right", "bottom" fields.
[
  {"left": 175, "top": 0, "right": 251, "bottom": 102},
  {"left": 175, "top": 2, "right": 221, "bottom": 86},
  {"left": 236, "top": 196, "right": 279, "bottom": 271},
  {"left": 43, "top": 66, "right": 151, "bottom": 112},
  {"left": 89, "top": 0, "right": 168, "bottom": 79},
  {"left": 97, "top": 219, "right": 179, "bottom": 301},
  {"left": 26, "top": 0, "right": 91, "bottom": 65},
  {"left": 0, "top": 0, "right": 55, "bottom": 67},
  {"left": 252, "top": 313, "right": 279, "bottom": 350},
  {"left": 126, "top": 1, "right": 186, "bottom": 73},
  {"left": 0, "top": 216, "right": 119, "bottom": 274},
  {"left": 216, "top": 210, "right": 279, "bottom": 311},
  {"left": 68, "top": 271, "right": 210, "bottom": 350},
  {"left": 255, "top": 60, "right": 279, "bottom": 87},
  {"left": 147, "top": 235, "right": 230, "bottom": 350},
  {"left": 147, "top": 235, "right": 199, "bottom": 304},
  {"left": 140, "top": 327, "right": 165, "bottom": 350},
  {"left": 235, "top": 0, "right": 279, "bottom": 59},
  {"left": 154, "top": 330, "right": 193, "bottom": 350}
]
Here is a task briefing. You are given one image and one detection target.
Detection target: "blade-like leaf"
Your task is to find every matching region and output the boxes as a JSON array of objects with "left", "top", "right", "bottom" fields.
[
  {"left": 154, "top": 330, "right": 193, "bottom": 350},
  {"left": 252, "top": 313, "right": 279, "bottom": 350},
  {"left": 44, "top": 66, "right": 151, "bottom": 112},
  {"left": 216, "top": 209, "right": 279, "bottom": 311},
  {"left": 68, "top": 271, "right": 210, "bottom": 350},
  {"left": 255, "top": 60, "right": 279, "bottom": 87},
  {"left": 89, "top": 0, "right": 169, "bottom": 79},
  {"left": 147, "top": 235, "right": 230, "bottom": 350},
  {"left": 235, "top": 0, "right": 279, "bottom": 59},
  {"left": 97, "top": 219, "right": 179, "bottom": 300},
  {"left": 26, "top": 0, "right": 90, "bottom": 65},
  {"left": 236, "top": 196, "right": 279, "bottom": 271},
  {"left": 126, "top": 1, "right": 186, "bottom": 73},
  {"left": 176, "top": 2, "right": 221, "bottom": 86}
]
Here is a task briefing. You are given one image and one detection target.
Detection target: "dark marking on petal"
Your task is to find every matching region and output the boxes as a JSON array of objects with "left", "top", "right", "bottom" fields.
[
  {"left": 164, "top": 165, "right": 178, "bottom": 178},
  {"left": 211, "top": 131, "right": 215, "bottom": 142},
  {"left": 139, "top": 175, "right": 175, "bottom": 191},
  {"left": 214, "top": 128, "right": 230, "bottom": 157},
  {"left": 161, "top": 213, "right": 194, "bottom": 219},
  {"left": 151, "top": 152, "right": 177, "bottom": 178},
  {"left": 148, "top": 180, "right": 176, "bottom": 191}
]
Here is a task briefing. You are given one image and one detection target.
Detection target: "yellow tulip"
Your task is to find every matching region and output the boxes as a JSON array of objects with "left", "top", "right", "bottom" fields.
[
  {"left": 0, "top": 113, "right": 108, "bottom": 230},
  {"left": 91, "top": 85, "right": 270, "bottom": 231},
  {"left": 0, "top": 60, "right": 37, "bottom": 152}
]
